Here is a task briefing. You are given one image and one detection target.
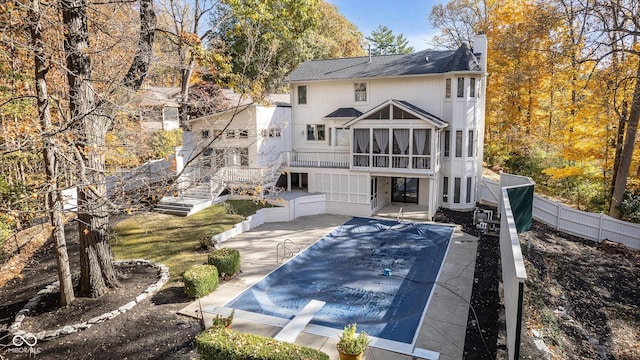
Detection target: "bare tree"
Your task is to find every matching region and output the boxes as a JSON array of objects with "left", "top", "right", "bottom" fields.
[
  {"left": 156, "top": 0, "right": 223, "bottom": 126},
  {"left": 29, "top": 0, "right": 74, "bottom": 305}
]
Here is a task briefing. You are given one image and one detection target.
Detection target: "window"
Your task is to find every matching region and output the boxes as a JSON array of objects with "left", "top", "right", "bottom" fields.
[
  {"left": 443, "top": 177, "right": 449, "bottom": 202},
  {"left": 163, "top": 107, "right": 178, "bottom": 122},
  {"left": 355, "top": 82, "right": 367, "bottom": 102},
  {"left": 444, "top": 130, "right": 450, "bottom": 157},
  {"left": 392, "top": 129, "right": 410, "bottom": 155},
  {"left": 336, "top": 128, "right": 350, "bottom": 146},
  {"left": 457, "top": 77, "right": 464, "bottom": 98},
  {"left": 269, "top": 127, "right": 281, "bottom": 138},
  {"left": 214, "top": 149, "right": 225, "bottom": 167},
  {"left": 297, "top": 85, "right": 307, "bottom": 105},
  {"left": 466, "top": 177, "right": 473, "bottom": 203},
  {"left": 373, "top": 129, "right": 389, "bottom": 154},
  {"left": 454, "top": 177, "right": 461, "bottom": 203},
  {"left": 468, "top": 130, "right": 474, "bottom": 157},
  {"left": 261, "top": 129, "right": 268, "bottom": 137},
  {"left": 306, "top": 124, "right": 325, "bottom": 141},
  {"left": 412, "top": 129, "right": 431, "bottom": 155},
  {"left": 353, "top": 129, "right": 370, "bottom": 153},
  {"left": 213, "top": 130, "right": 222, "bottom": 138},
  {"left": 226, "top": 129, "right": 235, "bottom": 138},
  {"left": 201, "top": 130, "right": 210, "bottom": 139},
  {"left": 239, "top": 130, "right": 248, "bottom": 138},
  {"left": 455, "top": 130, "right": 463, "bottom": 157},
  {"left": 240, "top": 148, "right": 249, "bottom": 166},
  {"left": 445, "top": 78, "right": 451, "bottom": 98},
  {"left": 470, "top": 78, "right": 476, "bottom": 98},
  {"left": 202, "top": 147, "right": 212, "bottom": 168}
]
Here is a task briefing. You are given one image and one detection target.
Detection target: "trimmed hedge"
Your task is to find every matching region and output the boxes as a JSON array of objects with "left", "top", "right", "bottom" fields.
[
  {"left": 197, "top": 326, "right": 329, "bottom": 360},
  {"left": 183, "top": 264, "right": 219, "bottom": 298},
  {"left": 207, "top": 248, "right": 241, "bottom": 276}
]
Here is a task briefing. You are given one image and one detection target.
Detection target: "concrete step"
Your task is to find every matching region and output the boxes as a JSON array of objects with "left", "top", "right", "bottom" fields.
[
  {"left": 155, "top": 195, "right": 213, "bottom": 216},
  {"left": 155, "top": 207, "right": 191, "bottom": 216}
]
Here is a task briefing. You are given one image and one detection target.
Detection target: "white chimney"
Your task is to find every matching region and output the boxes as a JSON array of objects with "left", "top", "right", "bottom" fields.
[{"left": 473, "top": 34, "right": 488, "bottom": 72}]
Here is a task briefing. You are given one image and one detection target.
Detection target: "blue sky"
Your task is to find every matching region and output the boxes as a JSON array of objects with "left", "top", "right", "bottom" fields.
[{"left": 325, "top": 0, "right": 445, "bottom": 51}]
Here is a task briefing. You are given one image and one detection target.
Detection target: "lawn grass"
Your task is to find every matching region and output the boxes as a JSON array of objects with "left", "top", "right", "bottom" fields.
[{"left": 111, "top": 200, "right": 269, "bottom": 286}]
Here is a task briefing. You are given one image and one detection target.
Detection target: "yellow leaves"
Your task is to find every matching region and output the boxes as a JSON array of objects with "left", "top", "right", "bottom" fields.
[
  {"left": 83, "top": 228, "right": 89, "bottom": 235},
  {"left": 543, "top": 166, "right": 585, "bottom": 180}
]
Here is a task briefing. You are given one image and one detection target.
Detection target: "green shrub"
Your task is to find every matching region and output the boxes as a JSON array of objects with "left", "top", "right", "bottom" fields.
[
  {"left": 197, "top": 326, "right": 329, "bottom": 360},
  {"left": 208, "top": 248, "right": 241, "bottom": 276},
  {"left": 336, "top": 323, "right": 370, "bottom": 355},
  {"left": 183, "top": 264, "right": 219, "bottom": 298}
]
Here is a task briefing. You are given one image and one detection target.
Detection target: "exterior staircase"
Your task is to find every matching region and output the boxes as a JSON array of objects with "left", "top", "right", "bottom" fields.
[
  {"left": 155, "top": 153, "right": 286, "bottom": 216},
  {"left": 155, "top": 183, "right": 224, "bottom": 216}
]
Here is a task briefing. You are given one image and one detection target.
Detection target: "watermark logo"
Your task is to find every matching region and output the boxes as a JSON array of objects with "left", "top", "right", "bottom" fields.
[{"left": 1, "top": 333, "right": 42, "bottom": 356}]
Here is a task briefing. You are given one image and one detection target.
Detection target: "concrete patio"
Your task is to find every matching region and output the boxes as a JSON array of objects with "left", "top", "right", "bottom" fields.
[{"left": 179, "top": 206, "right": 478, "bottom": 359}]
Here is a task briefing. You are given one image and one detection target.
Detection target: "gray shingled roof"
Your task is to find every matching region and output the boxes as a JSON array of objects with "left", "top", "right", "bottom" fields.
[
  {"left": 286, "top": 43, "right": 482, "bottom": 82},
  {"left": 324, "top": 108, "right": 363, "bottom": 118}
]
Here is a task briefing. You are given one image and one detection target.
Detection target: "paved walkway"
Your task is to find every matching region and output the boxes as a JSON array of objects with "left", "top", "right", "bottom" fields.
[{"left": 179, "top": 208, "right": 477, "bottom": 360}]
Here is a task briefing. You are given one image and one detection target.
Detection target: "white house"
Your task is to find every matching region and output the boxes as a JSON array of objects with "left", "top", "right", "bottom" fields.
[
  {"left": 163, "top": 35, "right": 487, "bottom": 218},
  {"left": 282, "top": 34, "right": 487, "bottom": 219},
  {"left": 129, "top": 86, "right": 181, "bottom": 131},
  {"left": 162, "top": 91, "right": 292, "bottom": 215}
]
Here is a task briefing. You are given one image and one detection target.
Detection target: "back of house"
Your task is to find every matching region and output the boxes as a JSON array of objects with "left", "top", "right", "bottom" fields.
[{"left": 282, "top": 34, "right": 488, "bottom": 219}]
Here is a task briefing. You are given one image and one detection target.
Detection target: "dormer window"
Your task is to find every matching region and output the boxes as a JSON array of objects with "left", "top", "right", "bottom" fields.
[{"left": 355, "top": 82, "right": 367, "bottom": 102}]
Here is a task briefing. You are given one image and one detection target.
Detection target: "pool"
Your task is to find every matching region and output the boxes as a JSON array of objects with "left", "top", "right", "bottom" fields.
[{"left": 225, "top": 217, "right": 454, "bottom": 344}]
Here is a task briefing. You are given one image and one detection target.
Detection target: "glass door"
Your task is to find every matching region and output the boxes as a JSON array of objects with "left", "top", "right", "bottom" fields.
[{"left": 392, "top": 177, "right": 418, "bottom": 203}]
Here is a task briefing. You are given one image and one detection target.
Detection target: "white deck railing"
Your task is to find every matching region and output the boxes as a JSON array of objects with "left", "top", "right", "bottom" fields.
[
  {"left": 285, "top": 151, "right": 350, "bottom": 168},
  {"left": 217, "top": 165, "right": 282, "bottom": 186}
]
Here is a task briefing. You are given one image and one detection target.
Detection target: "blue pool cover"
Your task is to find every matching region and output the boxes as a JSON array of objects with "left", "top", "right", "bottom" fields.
[{"left": 226, "top": 217, "right": 454, "bottom": 344}]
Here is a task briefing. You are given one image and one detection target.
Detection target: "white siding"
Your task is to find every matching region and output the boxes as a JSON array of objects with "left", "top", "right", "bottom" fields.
[
  {"left": 292, "top": 76, "right": 444, "bottom": 153},
  {"left": 255, "top": 105, "right": 292, "bottom": 167}
]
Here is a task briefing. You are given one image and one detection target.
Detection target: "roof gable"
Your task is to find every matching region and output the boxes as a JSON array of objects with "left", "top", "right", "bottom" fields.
[{"left": 343, "top": 100, "right": 448, "bottom": 129}]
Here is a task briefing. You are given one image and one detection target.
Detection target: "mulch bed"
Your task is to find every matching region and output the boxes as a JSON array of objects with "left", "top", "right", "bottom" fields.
[
  {"left": 0, "top": 218, "right": 201, "bottom": 360},
  {"left": 19, "top": 264, "right": 158, "bottom": 333},
  {"left": 434, "top": 207, "right": 504, "bottom": 360}
]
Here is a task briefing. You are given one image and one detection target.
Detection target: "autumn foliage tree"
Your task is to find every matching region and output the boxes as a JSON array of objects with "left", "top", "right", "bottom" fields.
[{"left": 431, "top": 0, "right": 640, "bottom": 218}]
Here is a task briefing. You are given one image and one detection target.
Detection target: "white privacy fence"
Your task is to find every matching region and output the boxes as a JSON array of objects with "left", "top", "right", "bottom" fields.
[
  {"left": 63, "top": 158, "right": 175, "bottom": 212},
  {"left": 480, "top": 177, "right": 640, "bottom": 250}
]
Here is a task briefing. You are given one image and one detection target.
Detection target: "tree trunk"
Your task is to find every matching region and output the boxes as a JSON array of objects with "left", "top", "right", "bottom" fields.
[
  {"left": 31, "top": 0, "right": 75, "bottom": 305},
  {"left": 62, "top": 0, "right": 156, "bottom": 297},
  {"left": 610, "top": 101, "right": 627, "bottom": 198},
  {"left": 62, "top": 0, "right": 118, "bottom": 298},
  {"left": 179, "top": 60, "right": 194, "bottom": 126},
  {"left": 609, "top": 61, "right": 640, "bottom": 219}
]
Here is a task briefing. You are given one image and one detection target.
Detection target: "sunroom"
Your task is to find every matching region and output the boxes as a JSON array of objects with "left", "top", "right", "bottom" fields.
[{"left": 344, "top": 100, "right": 448, "bottom": 174}]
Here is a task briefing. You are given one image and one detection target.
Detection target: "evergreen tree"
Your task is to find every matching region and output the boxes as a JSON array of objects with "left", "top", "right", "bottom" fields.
[{"left": 366, "top": 25, "right": 414, "bottom": 55}]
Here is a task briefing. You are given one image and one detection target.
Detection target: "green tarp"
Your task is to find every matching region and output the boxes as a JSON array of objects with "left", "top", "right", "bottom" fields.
[{"left": 507, "top": 185, "right": 534, "bottom": 233}]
